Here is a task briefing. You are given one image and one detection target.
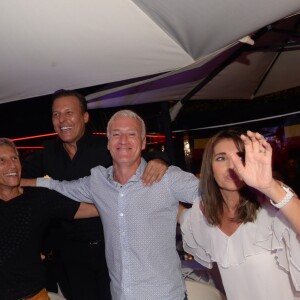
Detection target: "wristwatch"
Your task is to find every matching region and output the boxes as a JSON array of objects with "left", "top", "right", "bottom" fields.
[{"left": 270, "top": 184, "right": 294, "bottom": 209}]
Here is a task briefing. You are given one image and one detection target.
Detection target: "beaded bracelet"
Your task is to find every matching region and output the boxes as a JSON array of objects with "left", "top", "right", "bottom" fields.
[{"left": 270, "top": 185, "right": 294, "bottom": 209}]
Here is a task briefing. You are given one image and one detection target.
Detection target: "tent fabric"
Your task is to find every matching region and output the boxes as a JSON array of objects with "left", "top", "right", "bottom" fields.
[
  {"left": 86, "top": 13, "right": 300, "bottom": 109},
  {"left": 1, "top": 0, "right": 300, "bottom": 105},
  {"left": 86, "top": 42, "right": 240, "bottom": 108}
]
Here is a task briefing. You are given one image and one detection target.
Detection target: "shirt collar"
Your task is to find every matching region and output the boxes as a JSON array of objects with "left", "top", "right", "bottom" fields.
[
  {"left": 58, "top": 130, "right": 91, "bottom": 149},
  {"left": 107, "top": 158, "right": 147, "bottom": 185}
]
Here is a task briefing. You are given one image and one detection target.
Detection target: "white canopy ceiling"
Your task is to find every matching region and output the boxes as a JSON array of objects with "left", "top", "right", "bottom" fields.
[
  {"left": 1, "top": 0, "right": 300, "bottom": 105},
  {"left": 86, "top": 13, "right": 300, "bottom": 109}
]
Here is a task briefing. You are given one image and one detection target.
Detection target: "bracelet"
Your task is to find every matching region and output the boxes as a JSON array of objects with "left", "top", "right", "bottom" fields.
[{"left": 270, "top": 185, "right": 294, "bottom": 209}]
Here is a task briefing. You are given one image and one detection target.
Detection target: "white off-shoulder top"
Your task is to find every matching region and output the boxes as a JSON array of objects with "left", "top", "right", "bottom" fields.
[{"left": 181, "top": 199, "right": 300, "bottom": 300}]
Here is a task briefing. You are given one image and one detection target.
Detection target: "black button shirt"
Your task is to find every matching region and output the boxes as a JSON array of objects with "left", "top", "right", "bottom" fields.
[{"left": 22, "top": 132, "right": 111, "bottom": 242}]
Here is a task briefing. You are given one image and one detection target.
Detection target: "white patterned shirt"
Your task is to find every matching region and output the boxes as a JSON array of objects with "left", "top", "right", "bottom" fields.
[{"left": 37, "top": 158, "right": 200, "bottom": 300}]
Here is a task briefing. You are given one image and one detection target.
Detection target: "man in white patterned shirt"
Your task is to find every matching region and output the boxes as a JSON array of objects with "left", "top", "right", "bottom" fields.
[{"left": 36, "top": 110, "right": 200, "bottom": 300}]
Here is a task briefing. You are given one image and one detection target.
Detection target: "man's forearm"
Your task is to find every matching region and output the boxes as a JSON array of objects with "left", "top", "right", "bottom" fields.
[{"left": 20, "top": 178, "right": 37, "bottom": 187}]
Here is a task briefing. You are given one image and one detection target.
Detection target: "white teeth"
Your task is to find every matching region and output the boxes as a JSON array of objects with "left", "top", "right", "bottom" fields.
[
  {"left": 61, "top": 126, "right": 72, "bottom": 131},
  {"left": 5, "top": 172, "right": 17, "bottom": 176}
]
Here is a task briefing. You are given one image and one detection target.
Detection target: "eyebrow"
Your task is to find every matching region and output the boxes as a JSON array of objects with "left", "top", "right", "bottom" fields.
[{"left": 214, "top": 151, "right": 227, "bottom": 156}]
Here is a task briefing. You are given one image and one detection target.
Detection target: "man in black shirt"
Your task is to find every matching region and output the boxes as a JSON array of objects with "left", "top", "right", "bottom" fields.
[
  {"left": 22, "top": 89, "right": 168, "bottom": 300},
  {"left": 0, "top": 138, "right": 99, "bottom": 300}
]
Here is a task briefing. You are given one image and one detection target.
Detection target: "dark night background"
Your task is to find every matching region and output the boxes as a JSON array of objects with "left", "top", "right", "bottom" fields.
[
  {"left": 1, "top": 85, "right": 300, "bottom": 139},
  {"left": 0, "top": 85, "right": 300, "bottom": 174},
  {"left": 0, "top": 82, "right": 299, "bottom": 173}
]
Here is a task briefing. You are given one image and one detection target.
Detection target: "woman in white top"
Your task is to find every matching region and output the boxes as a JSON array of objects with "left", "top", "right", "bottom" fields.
[{"left": 180, "top": 129, "right": 300, "bottom": 300}]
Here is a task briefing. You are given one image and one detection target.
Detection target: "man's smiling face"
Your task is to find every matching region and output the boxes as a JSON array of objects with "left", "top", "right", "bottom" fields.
[
  {"left": 52, "top": 95, "right": 89, "bottom": 144},
  {"left": 107, "top": 116, "right": 146, "bottom": 166},
  {"left": 0, "top": 145, "right": 21, "bottom": 189}
]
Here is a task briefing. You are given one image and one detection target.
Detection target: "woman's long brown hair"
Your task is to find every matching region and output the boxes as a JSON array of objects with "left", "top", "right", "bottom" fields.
[{"left": 200, "top": 129, "right": 260, "bottom": 225}]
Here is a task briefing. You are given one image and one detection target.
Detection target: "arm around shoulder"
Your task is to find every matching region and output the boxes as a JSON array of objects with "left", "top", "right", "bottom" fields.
[
  {"left": 20, "top": 178, "right": 37, "bottom": 187},
  {"left": 74, "top": 203, "right": 100, "bottom": 219}
]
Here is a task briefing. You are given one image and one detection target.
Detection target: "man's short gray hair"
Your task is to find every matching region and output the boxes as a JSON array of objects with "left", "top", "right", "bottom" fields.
[
  {"left": 0, "top": 138, "right": 19, "bottom": 155},
  {"left": 107, "top": 110, "right": 146, "bottom": 139}
]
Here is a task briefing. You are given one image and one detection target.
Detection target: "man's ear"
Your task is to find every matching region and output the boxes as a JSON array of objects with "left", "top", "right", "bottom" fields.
[
  {"left": 84, "top": 112, "right": 89, "bottom": 123},
  {"left": 142, "top": 137, "right": 146, "bottom": 150}
]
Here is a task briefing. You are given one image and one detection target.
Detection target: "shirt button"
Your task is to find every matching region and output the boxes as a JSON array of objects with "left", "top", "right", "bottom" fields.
[
  {"left": 120, "top": 213, "right": 124, "bottom": 217},
  {"left": 120, "top": 193, "right": 124, "bottom": 197}
]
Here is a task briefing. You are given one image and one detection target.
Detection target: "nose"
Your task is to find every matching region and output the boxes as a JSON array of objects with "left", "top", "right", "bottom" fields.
[
  {"left": 57, "top": 113, "right": 66, "bottom": 123},
  {"left": 227, "top": 157, "right": 235, "bottom": 169},
  {"left": 6, "top": 159, "right": 17, "bottom": 168},
  {"left": 53, "top": 112, "right": 66, "bottom": 123},
  {"left": 119, "top": 133, "right": 128, "bottom": 143}
]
